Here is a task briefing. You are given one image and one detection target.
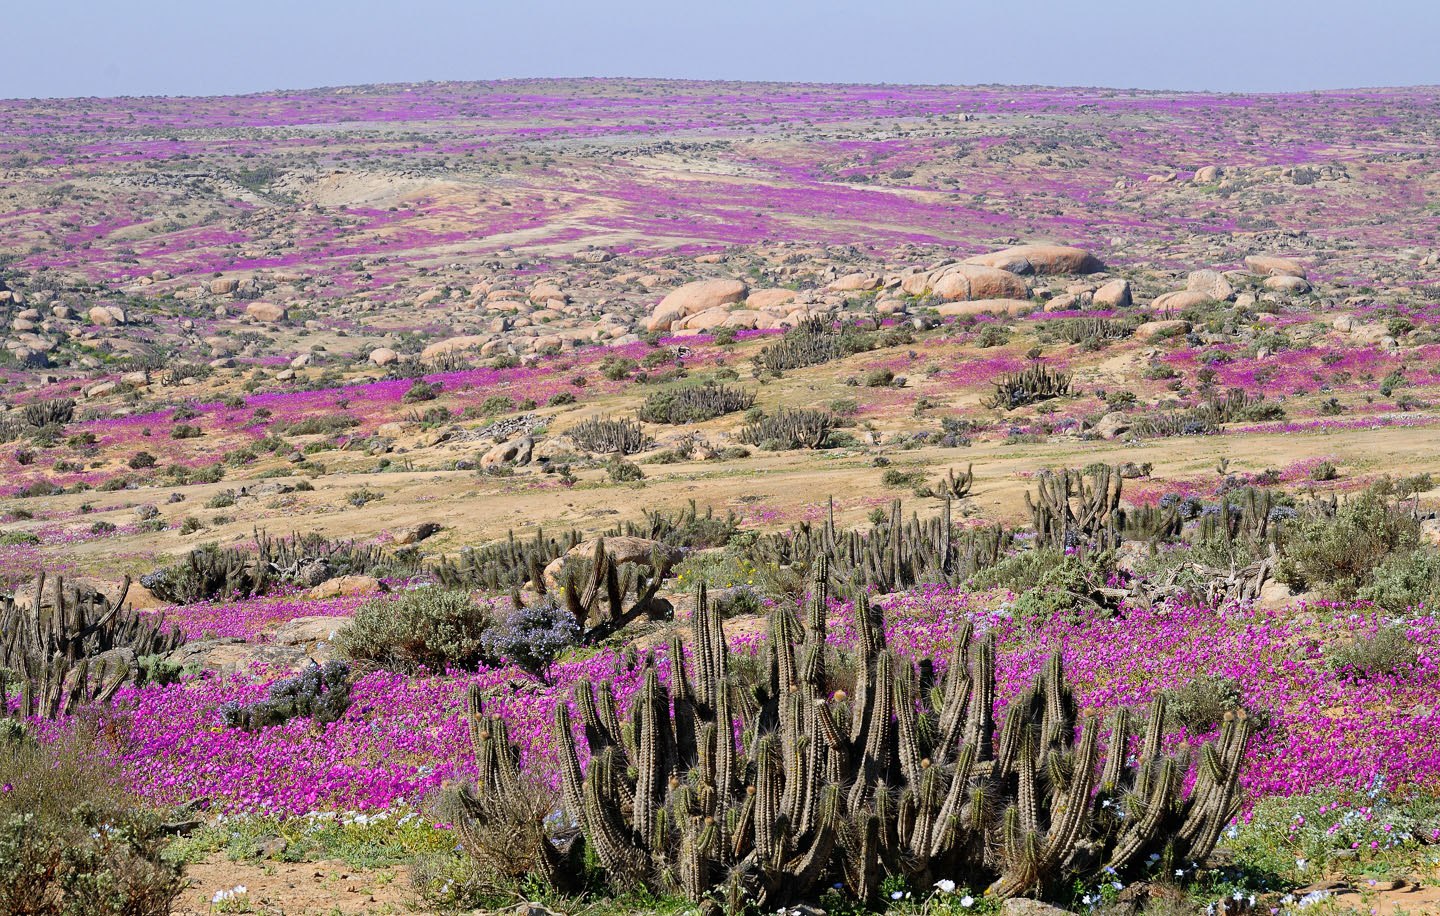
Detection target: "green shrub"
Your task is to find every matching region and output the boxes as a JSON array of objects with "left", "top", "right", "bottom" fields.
[
  {"left": 0, "top": 732, "right": 184, "bottom": 916},
  {"left": 606, "top": 456, "right": 644, "bottom": 482},
  {"left": 970, "top": 549, "right": 1118, "bottom": 620},
  {"left": 1166, "top": 674, "right": 1244, "bottom": 733},
  {"left": 1279, "top": 489, "right": 1420, "bottom": 598},
  {"left": 337, "top": 588, "right": 494, "bottom": 674},
  {"left": 403, "top": 380, "right": 441, "bottom": 403},
  {"left": 1358, "top": 548, "right": 1440, "bottom": 614},
  {"left": 1328, "top": 626, "right": 1419, "bottom": 679}
]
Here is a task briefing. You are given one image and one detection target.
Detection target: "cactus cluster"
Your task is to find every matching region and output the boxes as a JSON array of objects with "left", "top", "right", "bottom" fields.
[
  {"left": 569, "top": 416, "right": 650, "bottom": 455},
  {"left": 740, "top": 408, "right": 835, "bottom": 450},
  {"left": 20, "top": 397, "right": 76, "bottom": 428},
  {"left": 982, "top": 364, "right": 1072, "bottom": 411},
  {"left": 143, "top": 529, "right": 418, "bottom": 604},
  {"left": 1026, "top": 465, "right": 1125, "bottom": 551},
  {"left": 480, "top": 566, "right": 1252, "bottom": 910},
  {"left": 1196, "top": 488, "right": 1283, "bottom": 548},
  {"left": 1046, "top": 316, "right": 1135, "bottom": 345},
  {"left": 1129, "top": 389, "right": 1278, "bottom": 441},
  {"left": 0, "top": 572, "right": 185, "bottom": 720},
  {"left": 637, "top": 383, "right": 756, "bottom": 424},
  {"left": 752, "top": 498, "right": 1009, "bottom": 594},
  {"left": 918, "top": 464, "right": 975, "bottom": 500},
  {"left": 434, "top": 528, "right": 583, "bottom": 592},
  {"left": 751, "top": 317, "right": 872, "bottom": 376},
  {"left": 540, "top": 536, "right": 677, "bottom": 643}
]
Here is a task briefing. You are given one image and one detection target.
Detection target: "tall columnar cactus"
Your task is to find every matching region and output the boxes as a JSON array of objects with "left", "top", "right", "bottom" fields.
[
  {"left": 982, "top": 364, "right": 1072, "bottom": 410},
  {"left": 751, "top": 496, "right": 1008, "bottom": 594},
  {"left": 1026, "top": 464, "right": 1125, "bottom": 551},
  {"left": 515, "top": 564, "right": 1253, "bottom": 911}
]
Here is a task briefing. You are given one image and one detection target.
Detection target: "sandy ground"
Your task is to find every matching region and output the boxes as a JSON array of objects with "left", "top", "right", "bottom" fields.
[{"left": 174, "top": 855, "right": 423, "bottom": 915}]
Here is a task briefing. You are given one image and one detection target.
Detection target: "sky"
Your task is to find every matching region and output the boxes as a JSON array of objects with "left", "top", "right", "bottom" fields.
[{"left": 3, "top": 0, "right": 1437, "bottom": 99}]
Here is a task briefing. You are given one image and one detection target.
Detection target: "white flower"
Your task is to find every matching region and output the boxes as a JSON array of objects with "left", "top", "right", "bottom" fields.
[
  {"left": 891, "top": 891, "right": 904, "bottom": 900},
  {"left": 235, "top": 885, "right": 247, "bottom": 894},
  {"left": 934, "top": 879, "right": 956, "bottom": 894},
  {"left": 960, "top": 896, "right": 975, "bottom": 908},
  {"left": 1113, "top": 881, "right": 1124, "bottom": 890},
  {"left": 1296, "top": 857, "right": 1307, "bottom": 871},
  {"left": 1175, "top": 869, "right": 1186, "bottom": 877},
  {"left": 1082, "top": 895, "right": 1093, "bottom": 905}
]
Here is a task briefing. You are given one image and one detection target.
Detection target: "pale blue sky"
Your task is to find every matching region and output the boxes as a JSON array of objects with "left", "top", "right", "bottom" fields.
[{"left": 4, "top": 0, "right": 1436, "bottom": 99}]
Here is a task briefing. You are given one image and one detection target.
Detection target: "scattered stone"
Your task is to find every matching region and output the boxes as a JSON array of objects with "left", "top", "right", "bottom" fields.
[
  {"left": 1264, "top": 274, "right": 1312, "bottom": 293},
  {"left": 307, "top": 575, "right": 386, "bottom": 600},
  {"left": 395, "top": 521, "right": 442, "bottom": 545}
]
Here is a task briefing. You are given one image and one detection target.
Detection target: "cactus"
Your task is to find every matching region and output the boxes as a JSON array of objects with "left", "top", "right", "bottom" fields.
[
  {"left": 983, "top": 364, "right": 1072, "bottom": 411},
  {"left": 932, "top": 464, "right": 975, "bottom": 499},
  {"left": 0, "top": 570, "right": 185, "bottom": 721},
  {"left": 637, "top": 383, "right": 756, "bottom": 424},
  {"left": 1026, "top": 465, "right": 1125, "bottom": 551},
  {"left": 748, "top": 497, "right": 1008, "bottom": 595},
  {"left": 0, "top": 572, "right": 184, "bottom": 666},
  {"left": 553, "top": 536, "right": 676, "bottom": 642},
  {"left": 20, "top": 397, "right": 76, "bottom": 428},
  {"left": 0, "top": 651, "right": 131, "bottom": 721},
  {"left": 750, "top": 317, "right": 874, "bottom": 376},
  {"left": 453, "top": 683, "right": 584, "bottom": 889},
  {"left": 508, "top": 570, "right": 1252, "bottom": 910},
  {"left": 569, "top": 415, "right": 650, "bottom": 455},
  {"left": 740, "top": 408, "right": 835, "bottom": 450}
]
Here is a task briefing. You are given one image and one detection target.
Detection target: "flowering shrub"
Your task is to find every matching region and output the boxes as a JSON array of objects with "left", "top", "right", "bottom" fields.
[{"left": 478, "top": 601, "right": 579, "bottom": 681}]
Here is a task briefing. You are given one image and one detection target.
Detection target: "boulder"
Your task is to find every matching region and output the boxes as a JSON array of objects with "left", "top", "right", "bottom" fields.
[
  {"left": 646, "top": 279, "right": 748, "bottom": 332},
  {"left": 481, "top": 435, "right": 534, "bottom": 469},
  {"left": 1152, "top": 290, "right": 1215, "bottom": 312},
  {"left": 395, "top": 522, "right": 442, "bottom": 545},
  {"left": 368, "top": 347, "right": 399, "bottom": 366},
  {"left": 1092, "top": 412, "right": 1133, "bottom": 440},
  {"left": 245, "top": 302, "right": 287, "bottom": 322},
  {"left": 1244, "top": 255, "right": 1307, "bottom": 278},
  {"left": 209, "top": 277, "right": 239, "bottom": 295},
  {"left": 270, "top": 615, "right": 351, "bottom": 648},
  {"left": 934, "top": 298, "right": 1032, "bottom": 318},
  {"left": 88, "top": 305, "right": 124, "bottom": 327},
  {"left": 965, "top": 244, "right": 1102, "bottom": 275},
  {"left": 931, "top": 264, "right": 1030, "bottom": 301},
  {"left": 827, "top": 272, "right": 882, "bottom": 292},
  {"left": 1186, "top": 269, "right": 1234, "bottom": 301},
  {"left": 1193, "top": 165, "right": 1222, "bottom": 183},
  {"left": 307, "top": 575, "right": 386, "bottom": 600},
  {"left": 677, "top": 307, "right": 734, "bottom": 331},
  {"left": 746, "top": 288, "right": 798, "bottom": 311},
  {"left": 1134, "top": 319, "right": 1191, "bottom": 340},
  {"left": 1264, "top": 275, "right": 1312, "bottom": 294},
  {"left": 166, "top": 639, "right": 314, "bottom": 675},
  {"left": 1092, "top": 278, "right": 1131, "bottom": 308},
  {"left": 421, "top": 335, "right": 487, "bottom": 361}
]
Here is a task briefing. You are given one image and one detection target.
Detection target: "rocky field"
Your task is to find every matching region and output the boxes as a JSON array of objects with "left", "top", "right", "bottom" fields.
[{"left": 2, "top": 79, "right": 1439, "bottom": 916}]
